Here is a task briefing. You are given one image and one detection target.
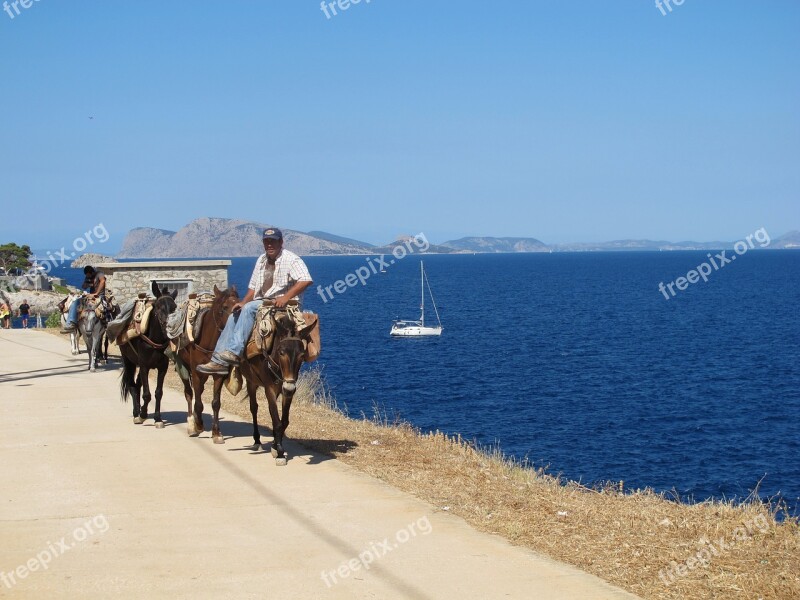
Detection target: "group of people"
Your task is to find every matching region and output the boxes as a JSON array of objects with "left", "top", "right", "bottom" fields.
[
  {"left": 57, "top": 227, "right": 312, "bottom": 375},
  {"left": 3, "top": 227, "right": 311, "bottom": 372},
  {"left": 0, "top": 299, "right": 31, "bottom": 329}
]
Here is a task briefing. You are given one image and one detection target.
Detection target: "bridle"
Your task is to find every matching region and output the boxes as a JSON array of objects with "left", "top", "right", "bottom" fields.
[
  {"left": 138, "top": 297, "right": 173, "bottom": 351},
  {"left": 264, "top": 310, "right": 306, "bottom": 384}
]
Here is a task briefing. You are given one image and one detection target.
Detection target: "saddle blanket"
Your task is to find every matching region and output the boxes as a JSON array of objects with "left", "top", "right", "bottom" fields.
[{"left": 108, "top": 296, "right": 153, "bottom": 345}]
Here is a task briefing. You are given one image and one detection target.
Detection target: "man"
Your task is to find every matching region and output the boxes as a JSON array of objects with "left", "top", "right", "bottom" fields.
[
  {"left": 62, "top": 266, "right": 106, "bottom": 332},
  {"left": 197, "top": 228, "right": 313, "bottom": 375},
  {"left": 18, "top": 298, "right": 30, "bottom": 328},
  {"left": 0, "top": 301, "right": 10, "bottom": 329}
]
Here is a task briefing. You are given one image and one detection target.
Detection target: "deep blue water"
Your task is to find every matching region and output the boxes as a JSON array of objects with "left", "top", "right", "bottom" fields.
[{"left": 52, "top": 252, "right": 800, "bottom": 513}]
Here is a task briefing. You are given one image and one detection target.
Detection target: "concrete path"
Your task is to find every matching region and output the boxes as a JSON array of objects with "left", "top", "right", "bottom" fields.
[{"left": 0, "top": 330, "right": 639, "bottom": 599}]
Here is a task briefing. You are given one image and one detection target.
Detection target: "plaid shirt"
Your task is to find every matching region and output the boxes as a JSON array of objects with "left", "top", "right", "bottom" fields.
[{"left": 248, "top": 249, "right": 312, "bottom": 302}]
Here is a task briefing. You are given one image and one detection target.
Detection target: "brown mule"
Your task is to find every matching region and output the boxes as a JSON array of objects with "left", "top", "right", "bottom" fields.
[
  {"left": 242, "top": 305, "right": 317, "bottom": 464},
  {"left": 176, "top": 285, "right": 239, "bottom": 438},
  {"left": 206, "top": 302, "right": 317, "bottom": 464}
]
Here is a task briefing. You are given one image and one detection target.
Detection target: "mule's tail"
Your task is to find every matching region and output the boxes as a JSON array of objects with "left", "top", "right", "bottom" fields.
[{"left": 119, "top": 356, "right": 136, "bottom": 403}]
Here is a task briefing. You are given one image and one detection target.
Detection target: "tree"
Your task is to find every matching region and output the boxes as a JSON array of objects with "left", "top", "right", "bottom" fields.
[{"left": 0, "top": 243, "right": 32, "bottom": 274}]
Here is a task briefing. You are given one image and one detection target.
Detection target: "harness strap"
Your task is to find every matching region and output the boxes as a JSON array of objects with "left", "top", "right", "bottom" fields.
[{"left": 139, "top": 333, "right": 169, "bottom": 350}]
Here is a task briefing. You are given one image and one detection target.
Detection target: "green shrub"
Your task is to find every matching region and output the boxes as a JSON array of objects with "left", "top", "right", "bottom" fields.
[{"left": 45, "top": 311, "right": 62, "bottom": 328}]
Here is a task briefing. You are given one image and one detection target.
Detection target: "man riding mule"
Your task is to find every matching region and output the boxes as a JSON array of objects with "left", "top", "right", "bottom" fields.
[
  {"left": 62, "top": 266, "right": 117, "bottom": 331},
  {"left": 197, "top": 228, "right": 313, "bottom": 375}
]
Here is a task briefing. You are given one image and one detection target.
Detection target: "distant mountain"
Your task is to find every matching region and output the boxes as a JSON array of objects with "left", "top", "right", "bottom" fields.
[
  {"left": 119, "top": 227, "right": 177, "bottom": 257},
  {"left": 772, "top": 230, "right": 800, "bottom": 249},
  {"left": 71, "top": 253, "right": 119, "bottom": 268},
  {"left": 118, "top": 218, "right": 373, "bottom": 258},
  {"left": 306, "top": 231, "right": 375, "bottom": 248},
  {"left": 550, "top": 239, "right": 730, "bottom": 252},
  {"left": 441, "top": 236, "right": 548, "bottom": 253},
  {"left": 371, "top": 239, "right": 456, "bottom": 255},
  {"left": 117, "top": 219, "right": 800, "bottom": 258}
]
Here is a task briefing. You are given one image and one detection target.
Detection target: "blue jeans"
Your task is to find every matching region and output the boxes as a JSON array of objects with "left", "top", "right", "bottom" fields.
[
  {"left": 211, "top": 300, "right": 261, "bottom": 365},
  {"left": 67, "top": 297, "right": 80, "bottom": 325}
]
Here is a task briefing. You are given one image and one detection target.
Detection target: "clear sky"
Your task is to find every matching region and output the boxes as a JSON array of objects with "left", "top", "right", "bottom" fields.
[{"left": 1, "top": 0, "right": 798, "bottom": 252}]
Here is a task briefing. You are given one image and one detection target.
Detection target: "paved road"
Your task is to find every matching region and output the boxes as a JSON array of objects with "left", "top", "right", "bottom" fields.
[{"left": 0, "top": 330, "right": 639, "bottom": 599}]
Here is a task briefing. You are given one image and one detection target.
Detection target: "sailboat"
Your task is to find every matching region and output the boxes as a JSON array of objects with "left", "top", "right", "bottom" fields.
[{"left": 390, "top": 261, "right": 443, "bottom": 337}]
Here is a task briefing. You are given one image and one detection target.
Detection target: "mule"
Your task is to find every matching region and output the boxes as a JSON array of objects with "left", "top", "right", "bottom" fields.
[
  {"left": 175, "top": 285, "right": 239, "bottom": 437},
  {"left": 119, "top": 283, "right": 177, "bottom": 427},
  {"left": 60, "top": 293, "right": 82, "bottom": 355},
  {"left": 207, "top": 302, "right": 316, "bottom": 465},
  {"left": 76, "top": 296, "right": 107, "bottom": 372}
]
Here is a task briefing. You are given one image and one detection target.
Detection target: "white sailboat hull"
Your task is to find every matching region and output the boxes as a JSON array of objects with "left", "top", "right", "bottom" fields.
[{"left": 390, "top": 322, "right": 442, "bottom": 337}]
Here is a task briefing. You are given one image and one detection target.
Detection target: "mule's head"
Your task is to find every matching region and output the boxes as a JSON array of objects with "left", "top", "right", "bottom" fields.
[
  {"left": 151, "top": 283, "right": 178, "bottom": 331},
  {"left": 212, "top": 284, "right": 239, "bottom": 327},
  {"left": 269, "top": 312, "right": 317, "bottom": 395}
]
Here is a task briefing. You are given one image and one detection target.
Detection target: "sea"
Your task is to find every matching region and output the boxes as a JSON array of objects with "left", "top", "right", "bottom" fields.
[{"left": 47, "top": 251, "right": 800, "bottom": 514}]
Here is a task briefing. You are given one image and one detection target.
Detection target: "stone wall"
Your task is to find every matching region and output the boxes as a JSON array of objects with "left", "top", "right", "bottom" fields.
[{"left": 95, "top": 261, "right": 230, "bottom": 304}]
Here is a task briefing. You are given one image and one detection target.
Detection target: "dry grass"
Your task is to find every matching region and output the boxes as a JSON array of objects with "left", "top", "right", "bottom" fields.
[
  {"left": 216, "top": 368, "right": 800, "bottom": 600},
  {"left": 44, "top": 330, "right": 800, "bottom": 599}
]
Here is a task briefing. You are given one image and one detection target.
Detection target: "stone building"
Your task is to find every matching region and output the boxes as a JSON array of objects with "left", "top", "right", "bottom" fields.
[{"left": 95, "top": 260, "right": 231, "bottom": 304}]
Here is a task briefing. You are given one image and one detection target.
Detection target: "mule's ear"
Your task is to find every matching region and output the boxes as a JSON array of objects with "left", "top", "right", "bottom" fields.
[
  {"left": 151, "top": 281, "right": 161, "bottom": 298},
  {"left": 213, "top": 284, "right": 220, "bottom": 295},
  {"left": 170, "top": 289, "right": 178, "bottom": 300},
  {"left": 231, "top": 284, "right": 237, "bottom": 296}
]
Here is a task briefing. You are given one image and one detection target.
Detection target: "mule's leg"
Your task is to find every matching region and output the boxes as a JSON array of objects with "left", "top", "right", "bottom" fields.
[
  {"left": 279, "top": 387, "right": 295, "bottom": 451},
  {"left": 129, "top": 367, "right": 144, "bottom": 424},
  {"left": 263, "top": 383, "right": 286, "bottom": 462},
  {"left": 140, "top": 368, "right": 152, "bottom": 423},
  {"left": 90, "top": 326, "right": 102, "bottom": 371},
  {"left": 179, "top": 366, "right": 198, "bottom": 436},
  {"left": 153, "top": 357, "right": 167, "bottom": 429},
  {"left": 246, "top": 377, "right": 261, "bottom": 447},
  {"left": 210, "top": 375, "right": 225, "bottom": 444},
  {"left": 189, "top": 369, "right": 207, "bottom": 436}
]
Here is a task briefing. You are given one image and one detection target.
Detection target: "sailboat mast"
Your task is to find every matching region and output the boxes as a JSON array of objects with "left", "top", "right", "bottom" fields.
[{"left": 420, "top": 261, "right": 425, "bottom": 325}]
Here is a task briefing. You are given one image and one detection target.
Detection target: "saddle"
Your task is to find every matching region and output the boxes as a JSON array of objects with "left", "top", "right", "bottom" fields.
[
  {"left": 115, "top": 294, "right": 154, "bottom": 345},
  {"left": 244, "top": 304, "right": 320, "bottom": 363},
  {"left": 84, "top": 290, "right": 118, "bottom": 322},
  {"left": 167, "top": 292, "right": 215, "bottom": 351}
]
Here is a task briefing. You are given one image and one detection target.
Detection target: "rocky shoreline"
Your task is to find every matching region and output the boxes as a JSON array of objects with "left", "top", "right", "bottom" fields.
[{"left": 0, "top": 289, "right": 72, "bottom": 316}]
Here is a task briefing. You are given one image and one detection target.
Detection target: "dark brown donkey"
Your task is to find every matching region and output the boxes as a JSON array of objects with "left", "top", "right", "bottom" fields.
[
  {"left": 119, "top": 283, "right": 178, "bottom": 426},
  {"left": 175, "top": 285, "right": 239, "bottom": 437},
  {"left": 208, "top": 302, "right": 317, "bottom": 465}
]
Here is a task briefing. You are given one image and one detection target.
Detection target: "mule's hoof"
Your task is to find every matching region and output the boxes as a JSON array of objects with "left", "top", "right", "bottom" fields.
[
  {"left": 213, "top": 436, "right": 225, "bottom": 445},
  {"left": 154, "top": 421, "right": 165, "bottom": 429},
  {"left": 275, "top": 457, "right": 288, "bottom": 467},
  {"left": 271, "top": 447, "right": 278, "bottom": 458},
  {"left": 133, "top": 416, "right": 144, "bottom": 425}
]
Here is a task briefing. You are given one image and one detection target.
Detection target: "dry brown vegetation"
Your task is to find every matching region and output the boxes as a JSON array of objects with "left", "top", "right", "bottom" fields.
[
  {"left": 46, "top": 330, "right": 800, "bottom": 599},
  {"left": 183, "top": 367, "right": 800, "bottom": 600}
]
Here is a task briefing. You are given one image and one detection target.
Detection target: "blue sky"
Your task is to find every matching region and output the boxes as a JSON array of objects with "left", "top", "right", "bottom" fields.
[{"left": 1, "top": 0, "right": 798, "bottom": 252}]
